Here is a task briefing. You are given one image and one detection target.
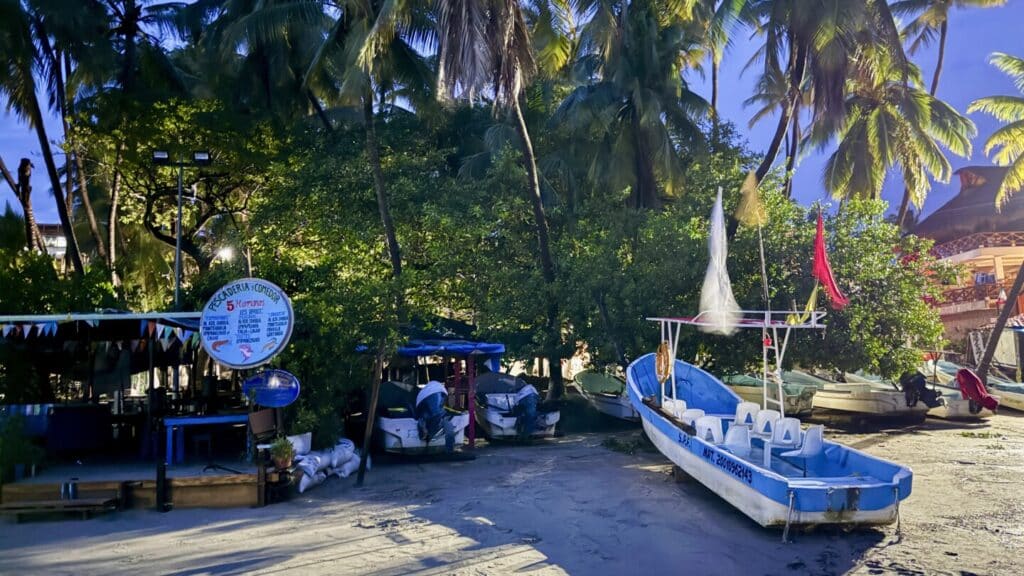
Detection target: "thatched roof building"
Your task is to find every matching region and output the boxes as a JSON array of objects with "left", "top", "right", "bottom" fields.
[{"left": 914, "top": 167, "right": 1013, "bottom": 245}]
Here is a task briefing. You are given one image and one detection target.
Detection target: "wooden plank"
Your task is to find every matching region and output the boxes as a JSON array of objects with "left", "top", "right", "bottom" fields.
[{"left": 0, "top": 497, "right": 116, "bottom": 512}]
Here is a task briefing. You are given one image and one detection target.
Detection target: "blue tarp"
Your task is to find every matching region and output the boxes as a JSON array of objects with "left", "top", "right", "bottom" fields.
[{"left": 395, "top": 339, "right": 505, "bottom": 358}]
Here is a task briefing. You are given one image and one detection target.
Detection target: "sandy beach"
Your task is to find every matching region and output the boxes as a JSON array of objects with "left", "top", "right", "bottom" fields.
[{"left": 1, "top": 406, "right": 1022, "bottom": 576}]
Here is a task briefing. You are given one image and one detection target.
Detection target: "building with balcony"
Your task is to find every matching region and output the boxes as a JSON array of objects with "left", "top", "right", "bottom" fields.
[{"left": 914, "top": 166, "right": 1019, "bottom": 338}]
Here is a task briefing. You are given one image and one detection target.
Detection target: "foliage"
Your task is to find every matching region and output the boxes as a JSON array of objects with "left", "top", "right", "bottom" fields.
[
  {"left": 269, "top": 435, "right": 295, "bottom": 463},
  {"left": 968, "top": 52, "right": 1024, "bottom": 205},
  {"left": 0, "top": 417, "right": 44, "bottom": 483}
]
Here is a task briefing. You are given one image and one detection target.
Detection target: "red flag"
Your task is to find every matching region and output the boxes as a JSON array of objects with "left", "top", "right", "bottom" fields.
[{"left": 813, "top": 211, "right": 849, "bottom": 309}]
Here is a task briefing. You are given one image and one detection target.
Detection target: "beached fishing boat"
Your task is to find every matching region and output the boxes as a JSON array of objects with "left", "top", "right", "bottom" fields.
[
  {"left": 722, "top": 374, "right": 816, "bottom": 417},
  {"left": 784, "top": 370, "right": 929, "bottom": 419},
  {"left": 843, "top": 371, "right": 993, "bottom": 420},
  {"left": 628, "top": 328, "right": 911, "bottom": 530},
  {"left": 572, "top": 371, "right": 640, "bottom": 421},
  {"left": 374, "top": 381, "right": 471, "bottom": 453},
  {"left": 922, "top": 360, "right": 1019, "bottom": 412},
  {"left": 474, "top": 372, "right": 560, "bottom": 439}
]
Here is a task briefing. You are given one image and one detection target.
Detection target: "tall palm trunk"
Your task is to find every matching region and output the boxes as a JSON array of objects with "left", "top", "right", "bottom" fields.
[
  {"left": 898, "top": 20, "right": 948, "bottom": 228},
  {"left": 29, "top": 94, "right": 84, "bottom": 274},
  {"left": 631, "top": 112, "right": 660, "bottom": 209},
  {"left": 978, "top": 260, "right": 1024, "bottom": 382},
  {"left": 783, "top": 105, "right": 800, "bottom": 197},
  {"left": 75, "top": 152, "right": 108, "bottom": 262},
  {"left": 362, "top": 89, "right": 403, "bottom": 295},
  {"left": 108, "top": 142, "right": 124, "bottom": 285},
  {"left": 755, "top": 43, "right": 807, "bottom": 183},
  {"left": 512, "top": 97, "right": 564, "bottom": 399},
  {"left": 12, "top": 157, "right": 44, "bottom": 250}
]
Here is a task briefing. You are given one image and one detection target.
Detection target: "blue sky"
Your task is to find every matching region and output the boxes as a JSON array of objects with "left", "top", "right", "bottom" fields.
[{"left": 2, "top": 3, "right": 1023, "bottom": 224}]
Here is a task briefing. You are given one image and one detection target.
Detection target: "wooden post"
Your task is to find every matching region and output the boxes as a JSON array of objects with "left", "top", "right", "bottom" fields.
[
  {"left": 467, "top": 356, "right": 476, "bottom": 449},
  {"left": 356, "top": 343, "right": 386, "bottom": 487}
]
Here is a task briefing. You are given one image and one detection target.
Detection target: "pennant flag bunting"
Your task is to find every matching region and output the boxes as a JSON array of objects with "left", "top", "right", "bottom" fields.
[
  {"left": 812, "top": 211, "right": 849, "bottom": 310},
  {"left": 130, "top": 340, "right": 140, "bottom": 352},
  {"left": 160, "top": 338, "right": 172, "bottom": 351},
  {"left": 1, "top": 324, "right": 11, "bottom": 338},
  {"left": 85, "top": 319, "right": 98, "bottom": 328},
  {"left": 21, "top": 324, "right": 31, "bottom": 338},
  {"left": 147, "top": 321, "right": 157, "bottom": 337},
  {"left": 47, "top": 322, "right": 58, "bottom": 336},
  {"left": 34, "top": 323, "right": 46, "bottom": 336}
]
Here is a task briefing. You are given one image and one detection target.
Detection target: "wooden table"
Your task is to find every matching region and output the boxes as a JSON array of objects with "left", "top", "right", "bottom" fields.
[{"left": 164, "top": 414, "right": 249, "bottom": 465}]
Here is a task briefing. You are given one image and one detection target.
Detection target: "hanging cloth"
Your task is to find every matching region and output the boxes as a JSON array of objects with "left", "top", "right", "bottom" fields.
[
  {"left": 699, "top": 188, "right": 742, "bottom": 335},
  {"left": 812, "top": 211, "right": 849, "bottom": 310},
  {"left": 786, "top": 283, "right": 820, "bottom": 325}
]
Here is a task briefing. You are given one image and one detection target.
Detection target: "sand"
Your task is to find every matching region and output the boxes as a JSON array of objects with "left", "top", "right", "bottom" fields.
[{"left": 1, "top": 409, "right": 1022, "bottom": 576}]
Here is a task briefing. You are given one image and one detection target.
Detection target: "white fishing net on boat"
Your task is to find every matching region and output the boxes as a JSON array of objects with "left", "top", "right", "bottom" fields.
[{"left": 699, "top": 188, "right": 741, "bottom": 335}]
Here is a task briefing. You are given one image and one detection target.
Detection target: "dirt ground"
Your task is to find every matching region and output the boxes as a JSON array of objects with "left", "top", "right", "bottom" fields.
[{"left": 1, "top": 402, "right": 1022, "bottom": 576}]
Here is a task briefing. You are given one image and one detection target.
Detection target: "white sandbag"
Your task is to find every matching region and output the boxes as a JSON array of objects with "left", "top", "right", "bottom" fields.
[
  {"left": 331, "top": 439, "right": 355, "bottom": 467},
  {"left": 337, "top": 449, "right": 370, "bottom": 478},
  {"left": 296, "top": 453, "right": 321, "bottom": 478},
  {"left": 287, "top": 432, "right": 312, "bottom": 455},
  {"left": 297, "top": 471, "right": 327, "bottom": 494},
  {"left": 306, "top": 449, "right": 333, "bottom": 473}
]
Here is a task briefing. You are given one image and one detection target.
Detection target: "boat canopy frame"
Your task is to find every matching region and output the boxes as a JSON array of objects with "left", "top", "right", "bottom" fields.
[{"left": 650, "top": 309, "right": 827, "bottom": 418}]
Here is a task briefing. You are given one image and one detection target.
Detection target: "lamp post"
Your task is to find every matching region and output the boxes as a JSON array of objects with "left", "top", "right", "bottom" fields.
[{"left": 152, "top": 150, "right": 212, "bottom": 309}]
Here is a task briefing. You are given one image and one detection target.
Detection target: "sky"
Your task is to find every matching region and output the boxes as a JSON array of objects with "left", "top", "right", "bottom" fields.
[{"left": 2, "top": 3, "right": 1024, "bottom": 225}]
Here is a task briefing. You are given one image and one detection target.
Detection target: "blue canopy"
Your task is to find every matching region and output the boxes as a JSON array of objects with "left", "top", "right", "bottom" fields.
[{"left": 396, "top": 339, "right": 505, "bottom": 358}]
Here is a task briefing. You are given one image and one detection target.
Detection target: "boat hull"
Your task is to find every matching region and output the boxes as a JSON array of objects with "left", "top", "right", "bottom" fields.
[
  {"left": 811, "top": 387, "right": 928, "bottom": 417},
  {"left": 376, "top": 413, "right": 470, "bottom": 454},
  {"left": 927, "top": 396, "right": 996, "bottom": 420},
  {"left": 726, "top": 384, "right": 815, "bottom": 417},
  {"left": 628, "top": 354, "right": 911, "bottom": 528},
  {"left": 580, "top": 390, "right": 640, "bottom": 421},
  {"left": 473, "top": 405, "right": 560, "bottom": 439},
  {"left": 994, "top": 389, "right": 1024, "bottom": 412}
]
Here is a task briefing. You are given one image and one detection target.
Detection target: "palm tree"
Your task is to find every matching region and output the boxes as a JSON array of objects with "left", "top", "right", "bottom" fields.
[
  {"left": 814, "top": 49, "right": 975, "bottom": 206},
  {"left": 0, "top": 0, "right": 85, "bottom": 274},
  {"left": 968, "top": 52, "right": 1024, "bottom": 381},
  {"left": 552, "top": 0, "right": 709, "bottom": 209},
  {"left": 436, "top": 0, "right": 566, "bottom": 397},
  {"left": 891, "top": 0, "right": 1007, "bottom": 226},
  {"left": 746, "top": 0, "right": 909, "bottom": 183}
]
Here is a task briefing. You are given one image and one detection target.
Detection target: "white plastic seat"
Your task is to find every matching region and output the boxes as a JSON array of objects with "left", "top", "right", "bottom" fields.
[
  {"left": 680, "top": 408, "right": 705, "bottom": 428},
  {"left": 781, "top": 425, "right": 825, "bottom": 477},
  {"left": 663, "top": 397, "right": 687, "bottom": 419},
  {"left": 772, "top": 417, "right": 802, "bottom": 450},
  {"left": 721, "top": 424, "right": 751, "bottom": 457},
  {"left": 733, "top": 402, "right": 760, "bottom": 428},
  {"left": 695, "top": 415, "right": 724, "bottom": 444},
  {"left": 751, "top": 409, "right": 781, "bottom": 440}
]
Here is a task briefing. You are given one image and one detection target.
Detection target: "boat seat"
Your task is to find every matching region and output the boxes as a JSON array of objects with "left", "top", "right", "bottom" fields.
[
  {"left": 663, "top": 397, "right": 687, "bottom": 419},
  {"left": 733, "top": 402, "right": 760, "bottom": 428},
  {"left": 781, "top": 425, "right": 825, "bottom": 477},
  {"left": 680, "top": 409, "right": 705, "bottom": 428},
  {"left": 772, "top": 417, "right": 802, "bottom": 450},
  {"left": 720, "top": 424, "right": 751, "bottom": 458},
  {"left": 751, "top": 409, "right": 781, "bottom": 440},
  {"left": 695, "top": 415, "right": 724, "bottom": 444}
]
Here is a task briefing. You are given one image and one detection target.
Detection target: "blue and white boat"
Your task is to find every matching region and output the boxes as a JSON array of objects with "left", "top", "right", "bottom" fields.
[{"left": 627, "top": 349, "right": 912, "bottom": 529}]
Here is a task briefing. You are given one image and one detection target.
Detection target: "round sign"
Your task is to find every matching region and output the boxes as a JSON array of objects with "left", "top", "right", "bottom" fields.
[
  {"left": 243, "top": 369, "right": 301, "bottom": 408},
  {"left": 200, "top": 278, "right": 293, "bottom": 369}
]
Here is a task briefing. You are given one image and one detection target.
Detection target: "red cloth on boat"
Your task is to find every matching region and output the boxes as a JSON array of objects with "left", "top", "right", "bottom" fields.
[
  {"left": 955, "top": 369, "right": 1000, "bottom": 411},
  {"left": 812, "top": 212, "right": 849, "bottom": 310}
]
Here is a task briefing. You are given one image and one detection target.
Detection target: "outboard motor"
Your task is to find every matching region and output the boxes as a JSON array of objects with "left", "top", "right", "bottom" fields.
[
  {"left": 514, "top": 384, "right": 540, "bottom": 439},
  {"left": 415, "top": 380, "right": 449, "bottom": 443},
  {"left": 899, "top": 372, "right": 943, "bottom": 408}
]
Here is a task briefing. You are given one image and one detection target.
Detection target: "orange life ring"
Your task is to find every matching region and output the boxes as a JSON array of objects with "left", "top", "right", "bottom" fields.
[{"left": 655, "top": 341, "right": 672, "bottom": 384}]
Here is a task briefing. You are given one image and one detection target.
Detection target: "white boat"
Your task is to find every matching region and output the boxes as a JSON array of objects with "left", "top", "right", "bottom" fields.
[
  {"left": 630, "top": 316, "right": 911, "bottom": 530},
  {"left": 474, "top": 373, "right": 560, "bottom": 439},
  {"left": 374, "top": 381, "right": 470, "bottom": 454},
  {"left": 845, "top": 371, "right": 993, "bottom": 420},
  {"left": 923, "top": 360, "right": 1021, "bottom": 412},
  {"left": 784, "top": 371, "right": 929, "bottom": 419},
  {"left": 722, "top": 374, "right": 816, "bottom": 417},
  {"left": 572, "top": 371, "right": 640, "bottom": 421}
]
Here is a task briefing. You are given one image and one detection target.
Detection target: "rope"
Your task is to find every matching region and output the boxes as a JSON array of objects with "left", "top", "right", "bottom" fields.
[
  {"left": 893, "top": 486, "right": 902, "bottom": 542},
  {"left": 782, "top": 490, "right": 795, "bottom": 543}
]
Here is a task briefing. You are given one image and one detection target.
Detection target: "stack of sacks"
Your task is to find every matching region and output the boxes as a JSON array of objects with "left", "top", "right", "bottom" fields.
[{"left": 294, "top": 437, "right": 371, "bottom": 493}]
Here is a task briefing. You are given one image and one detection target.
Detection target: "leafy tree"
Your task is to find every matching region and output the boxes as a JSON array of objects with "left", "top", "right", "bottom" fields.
[{"left": 969, "top": 52, "right": 1024, "bottom": 381}]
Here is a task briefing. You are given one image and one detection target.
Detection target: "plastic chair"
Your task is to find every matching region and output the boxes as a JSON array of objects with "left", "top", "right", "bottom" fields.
[
  {"left": 772, "top": 417, "right": 802, "bottom": 450},
  {"left": 781, "top": 425, "right": 825, "bottom": 477},
  {"left": 721, "top": 425, "right": 751, "bottom": 458},
  {"left": 695, "top": 416, "right": 724, "bottom": 444},
  {"left": 663, "top": 397, "right": 687, "bottom": 419},
  {"left": 751, "top": 409, "right": 781, "bottom": 440},
  {"left": 680, "top": 409, "right": 705, "bottom": 428},
  {"left": 734, "top": 402, "right": 760, "bottom": 427}
]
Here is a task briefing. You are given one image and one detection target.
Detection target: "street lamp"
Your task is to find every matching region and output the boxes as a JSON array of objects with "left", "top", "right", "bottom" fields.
[{"left": 151, "top": 150, "right": 212, "bottom": 309}]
